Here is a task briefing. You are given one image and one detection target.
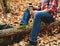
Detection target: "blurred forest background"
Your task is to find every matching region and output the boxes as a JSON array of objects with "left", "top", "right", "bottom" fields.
[
  {"left": 0, "top": 0, "right": 59, "bottom": 26},
  {"left": 0, "top": 0, "right": 60, "bottom": 26},
  {"left": 0, "top": 0, "right": 39, "bottom": 26},
  {"left": 0, "top": 0, "right": 60, "bottom": 46}
]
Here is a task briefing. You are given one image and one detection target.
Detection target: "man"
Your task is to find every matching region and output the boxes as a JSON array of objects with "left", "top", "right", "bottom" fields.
[{"left": 20, "top": 0, "right": 58, "bottom": 46}]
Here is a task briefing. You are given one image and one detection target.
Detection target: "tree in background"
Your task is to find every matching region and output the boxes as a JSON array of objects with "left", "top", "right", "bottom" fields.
[{"left": 1, "top": 0, "right": 10, "bottom": 13}]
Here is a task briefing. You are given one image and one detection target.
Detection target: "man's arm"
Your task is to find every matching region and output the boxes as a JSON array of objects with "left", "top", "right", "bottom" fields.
[{"left": 47, "top": 0, "right": 57, "bottom": 12}]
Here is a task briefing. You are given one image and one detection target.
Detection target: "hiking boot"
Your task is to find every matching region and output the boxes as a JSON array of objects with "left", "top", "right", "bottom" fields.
[{"left": 25, "top": 41, "right": 37, "bottom": 46}]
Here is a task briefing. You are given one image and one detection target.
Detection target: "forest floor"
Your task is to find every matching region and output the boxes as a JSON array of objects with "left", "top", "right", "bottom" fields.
[
  {"left": 9, "top": 33, "right": 60, "bottom": 46},
  {"left": 0, "top": 0, "right": 60, "bottom": 46}
]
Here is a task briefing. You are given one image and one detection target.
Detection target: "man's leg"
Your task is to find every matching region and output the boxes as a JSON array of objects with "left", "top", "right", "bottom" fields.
[
  {"left": 28, "top": 11, "right": 54, "bottom": 45},
  {"left": 20, "top": 8, "right": 30, "bottom": 25}
]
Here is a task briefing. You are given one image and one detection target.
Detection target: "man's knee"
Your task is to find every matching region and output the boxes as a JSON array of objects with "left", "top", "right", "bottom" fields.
[
  {"left": 25, "top": 8, "right": 30, "bottom": 12},
  {"left": 34, "top": 12, "right": 42, "bottom": 19}
]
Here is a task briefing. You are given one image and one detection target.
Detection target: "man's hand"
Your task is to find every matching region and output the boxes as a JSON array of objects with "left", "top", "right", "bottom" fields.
[
  {"left": 29, "top": 9, "right": 48, "bottom": 15},
  {"left": 41, "top": 9, "right": 48, "bottom": 12},
  {"left": 30, "top": 10, "right": 35, "bottom": 15},
  {"left": 33, "top": 6, "right": 40, "bottom": 10}
]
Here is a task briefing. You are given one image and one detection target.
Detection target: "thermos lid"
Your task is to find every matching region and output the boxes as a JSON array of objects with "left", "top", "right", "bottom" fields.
[{"left": 28, "top": 2, "right": 33, "bottom": 7}]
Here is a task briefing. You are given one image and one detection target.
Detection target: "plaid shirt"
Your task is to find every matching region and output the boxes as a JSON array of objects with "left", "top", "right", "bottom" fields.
[{"left": 38, "top": 0, "right": 58, "bottom": 18}]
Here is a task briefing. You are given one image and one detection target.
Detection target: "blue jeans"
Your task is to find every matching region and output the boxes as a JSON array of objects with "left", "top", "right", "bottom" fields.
[{"left": 20, "top": 8, "right": 54, "bottom": 42}]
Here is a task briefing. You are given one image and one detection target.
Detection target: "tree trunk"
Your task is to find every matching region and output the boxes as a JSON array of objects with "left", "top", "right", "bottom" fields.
[
  {"left": 1, "top": 0, "right": 10, "bottom": 13},
  {"left": 0, "top": 25, "right": 32, "bottom": 37}
]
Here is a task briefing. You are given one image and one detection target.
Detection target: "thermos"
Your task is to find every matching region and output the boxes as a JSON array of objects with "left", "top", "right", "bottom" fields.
[{"left": 29, "top": 2, "right": 33, "bottom": 10}]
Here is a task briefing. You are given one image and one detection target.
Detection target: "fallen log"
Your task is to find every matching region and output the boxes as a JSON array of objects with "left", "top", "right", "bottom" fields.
[
  {"left": 0, "top": 17, "right": 60, "bottom": 45},
  {"left": 0, "top": 25, "right": 32, "bottom": 37},
  {"left": 0, "top": 17, "right": 60, "bottom": 37},
  {"left": 0, "top": 24, "right": 32, "bottom": 45}
]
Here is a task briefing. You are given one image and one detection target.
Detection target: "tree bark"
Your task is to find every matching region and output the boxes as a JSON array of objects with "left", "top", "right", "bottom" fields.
[
  {"left": 1, "top": 0, "right": 10, "bottom": 13},
  {"left": 0, "top": 25, "right": 32, "bottom": 37}
]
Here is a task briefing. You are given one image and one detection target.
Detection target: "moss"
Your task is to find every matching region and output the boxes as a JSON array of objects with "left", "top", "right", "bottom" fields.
[
  {"left": 0, "top": 38, "right": 4, "bottom": 44},
  {"left": 16, "top": 25, "right": 26, "bottom": 29}
]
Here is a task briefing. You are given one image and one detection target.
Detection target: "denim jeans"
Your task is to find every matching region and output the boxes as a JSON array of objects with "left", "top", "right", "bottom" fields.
[{"left": 20, "top": 8, "right": 54, "bottom": 42}]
